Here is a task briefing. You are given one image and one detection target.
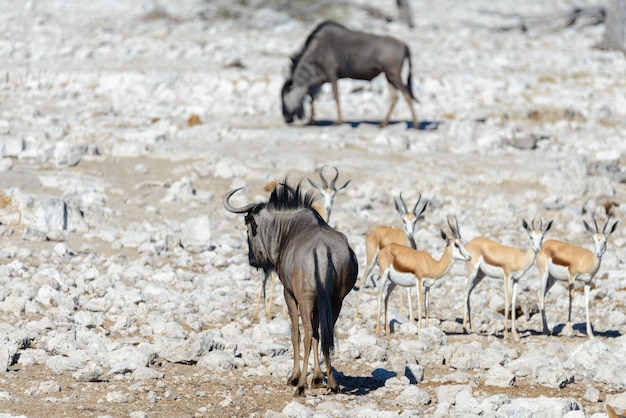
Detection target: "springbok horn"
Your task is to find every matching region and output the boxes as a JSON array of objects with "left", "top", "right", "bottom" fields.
[
  {"left": 447, "top": 216, "right": 457, "bottom": 238},
  {"left": 398, "top": 192, "right": 409, "bottom": 213},
  {"left": 319, "top": 165, "right": 329, "bottom": 189},
  {"left": 603, "top": 213, "right": 612, "bottom": 233},
  {"left": 447, "top": 215, "right": 461, "bottom": 239},
  {"left": 412, "top": 192, "right": 422, "bottom": 214},
  {"left": 593, "top": 214, "right": 599, "bottom": 232},
  {"left": 329, "top": 166, "right": 339, "bottom": 189},
  {"left": 223, "top": 188, "right": 256, "bottom": 213}
]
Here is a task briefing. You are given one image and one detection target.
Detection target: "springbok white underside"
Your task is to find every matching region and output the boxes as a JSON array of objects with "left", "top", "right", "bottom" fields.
[{"left": 388, "top": 265, "right": 437, "bottom": 288}]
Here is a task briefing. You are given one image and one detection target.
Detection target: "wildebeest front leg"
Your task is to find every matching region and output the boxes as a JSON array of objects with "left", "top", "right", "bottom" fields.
[
  {"left": 284, "top": 290, "right": 301, "bottom": 387},
  {"left": 381, "top": 85, "right": 399, "bottom": 128},
  {"left": 331, "top": 79, "right": 342, "bottom": 125},
  {"left": 308, "top": 97, "right": 316, "bottom": 125}
]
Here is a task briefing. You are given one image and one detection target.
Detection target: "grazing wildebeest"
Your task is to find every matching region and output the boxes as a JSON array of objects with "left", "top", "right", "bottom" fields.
[
  {"left": 223, "top": 181, "right": 358, "bottom": 395},
  {"left": 281, "top": 20, "right": 419, "bottom": 128}
]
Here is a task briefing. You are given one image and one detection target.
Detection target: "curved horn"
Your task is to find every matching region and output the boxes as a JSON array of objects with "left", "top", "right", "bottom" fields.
[
  {"left": 318, "top": 165, "right": 329, "bottom": 189},
  {"left": 593, "top": 214, "right": 599, "bottom": 232},
  {"left": 398, "top": 192, "right": 409, "bottom": 213},
  {"left": 603, "top": 213, "right": 612, "bottom": 233},
  {"left": 411, "top": 192, "right": 422, "bottom": 214},
  {"left": 223, "top": 188, "right": 256, "bottom": 213},
  {"left": 329, "top": 166, "right": 339, "bottom": 189},
  {"left": 447, "top": 215, "right": 461, "bottom": 239},
  {"left": 447, "top": 216, "right": 456, "bottom": 237}
]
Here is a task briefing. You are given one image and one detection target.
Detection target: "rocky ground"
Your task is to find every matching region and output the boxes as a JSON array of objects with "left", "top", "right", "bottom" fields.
[{"left": 1, "top": 0, "right": 626, "bottom": 417}]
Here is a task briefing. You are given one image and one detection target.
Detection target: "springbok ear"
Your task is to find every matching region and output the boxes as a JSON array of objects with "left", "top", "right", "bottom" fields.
[
  {"left": 544, "top": 220, "right": 553, "bottom": 233},
  {"left": 608, "top": 220, "right": 619, "bottom": 236},
  {"left": 337, "top": 180, "right": 351, "bottom": 191},
  {"left": 583, "top": 219, "right": 595, "bottom": 234},
  {"left": 417, "top": 200, "right": 429, "bottom": 219},
  {"left": 307, "top": 178, "right": 320, "bottom": 191},
  {"left": 440, "top": 229, "right": 449, "bottom": 244},
  {"left": 522, "top": 219, "right": 530, "bottom": 231},
  {"left": 394, "top": 198, "right": 403, "bottom": 214}
]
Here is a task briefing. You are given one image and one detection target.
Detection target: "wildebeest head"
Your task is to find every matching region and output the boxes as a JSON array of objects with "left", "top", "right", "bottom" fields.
[
  {"left": 281, "top": 79, "right": 307, "bottom": 123},
  {"left": 223, "top": 182, "right": 320, "bottom": 272},
  {"left": 223, "top": 188, "right": 273, "bottom": 272}
]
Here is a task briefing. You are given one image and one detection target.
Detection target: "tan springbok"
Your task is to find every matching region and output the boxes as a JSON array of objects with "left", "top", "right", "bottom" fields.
[
  {"left": 375, "top": 217, "right": 471, "bottom": 335},
  {"left": 536, "top": 214, "right": 618, "bottom": 338},
  {"left": 354, "top": 193, "right": 428, "bottom": 320},
  {"left": 462, "top": 218, "right": 553, "bottom": 340}
]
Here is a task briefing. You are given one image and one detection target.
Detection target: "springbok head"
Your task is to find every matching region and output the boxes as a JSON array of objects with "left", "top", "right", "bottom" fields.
[
  {"left": 441, "top": 216, "right": 472, "bottom": 262},
  {"left": 393, "top": 192, "right": 428, "bottom": 240},
  {"left": 522, "top": 217, "right": 553, "bottom": 253},
  {"left": 307, "top": 165, "right": 351, "bottom": 222},
  {"left": 583, "top": 213, "right": 619, "bottom": 258}
]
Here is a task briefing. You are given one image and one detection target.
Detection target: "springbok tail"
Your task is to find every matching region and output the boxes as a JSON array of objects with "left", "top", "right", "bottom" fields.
[
  {"left": 315, "top": 246, "right": 336, "bottom": 359},
  {"left": 404, "top": 46, "right": 419, "bottom": 103}
]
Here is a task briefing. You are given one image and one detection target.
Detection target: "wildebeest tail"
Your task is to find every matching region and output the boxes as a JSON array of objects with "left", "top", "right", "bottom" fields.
[
  {"left": 315, "top": 246, "right": 336, "bottom": 359},
  {"left": 404, "top": 45, "right": 419, "bottom": 103}
]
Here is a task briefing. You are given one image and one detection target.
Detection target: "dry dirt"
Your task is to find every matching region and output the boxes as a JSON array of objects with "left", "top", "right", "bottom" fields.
[{"left": 0, "top": 333, "right": 615, "bottom": 418}]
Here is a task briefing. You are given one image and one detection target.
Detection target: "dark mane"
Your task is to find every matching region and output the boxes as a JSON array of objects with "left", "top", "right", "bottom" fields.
[
  {"left": 267, "top": 180, "right": 317, "bottom": 212},
  {"left": 288, "top": 20, "right": 346, "bottom": 78}
]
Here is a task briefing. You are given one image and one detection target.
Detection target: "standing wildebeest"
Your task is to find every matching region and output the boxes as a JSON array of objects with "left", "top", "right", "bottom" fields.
[
  {"left": 281, "top": 20, "right": 419, "bottom": 128},
  {"left": 223, "top": 181, "right": 358, "bottom": 395}
]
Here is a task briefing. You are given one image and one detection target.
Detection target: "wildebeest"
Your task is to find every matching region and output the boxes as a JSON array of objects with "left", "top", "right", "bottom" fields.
[
  {"left": 281, "top": 20, "right": 419, "bottom": 128},
  {"left": 223, "top": 181, "right": 358, "bottom": 395}
]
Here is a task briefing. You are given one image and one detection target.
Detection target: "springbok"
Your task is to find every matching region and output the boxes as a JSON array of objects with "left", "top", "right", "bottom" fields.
[
  {"left": 224, "top": 181, "right": 358, "bottom": 395},
  {"left": 375, "top": 217, "right": 471, "bottom": 335},
  {"left": 463, "top": 218, "right": 553, "bottom": 340},
  {"left": 536, "top": 214, "right": 618, "bottom": 338},
  {"left": 307, "top": 165, "right": 351, "bottom": 223},
  {"left": 281, "top": 20, "right": 419, "bottom": 128},
  {"left": 354, "top": 193, "right": 428, "bottom": 320}
]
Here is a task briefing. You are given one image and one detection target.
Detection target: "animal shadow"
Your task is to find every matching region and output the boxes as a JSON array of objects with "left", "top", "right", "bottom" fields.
[
  {"left": 311, "top": 119, "right": 441, "bottom": 130},
  {"left": 555, "top": 323, "right": 622, "bottom": 338},
  {"left": 335, "top": 368, "right": 395, "bottom": 395}
]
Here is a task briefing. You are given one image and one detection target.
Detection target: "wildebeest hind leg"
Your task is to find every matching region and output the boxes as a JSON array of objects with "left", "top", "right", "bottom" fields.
[
  {"left": 311, "top": 311, "right": 324, "bottom": 388},
  {"left": 295, "top": 304, "right": 314, "bottom": 395},
  {"left": 402, "top": 91, "right": 418, "bottom": 129},
  {"left": 285, "top": 291, "right": 301, "bottom": 387}
]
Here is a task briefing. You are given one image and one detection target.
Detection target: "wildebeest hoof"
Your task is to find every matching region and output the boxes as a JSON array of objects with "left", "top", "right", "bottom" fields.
[
  {"left": 293, "top": 386, "right": 305, "bottom": 396},
  {"left": 288, "top": 375, "right": 299, "bottom": 386}
]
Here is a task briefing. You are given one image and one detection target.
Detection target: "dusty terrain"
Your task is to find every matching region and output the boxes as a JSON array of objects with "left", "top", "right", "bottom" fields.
[{"left": 1, "top": 0, "right": 626, "bottom": 417}]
